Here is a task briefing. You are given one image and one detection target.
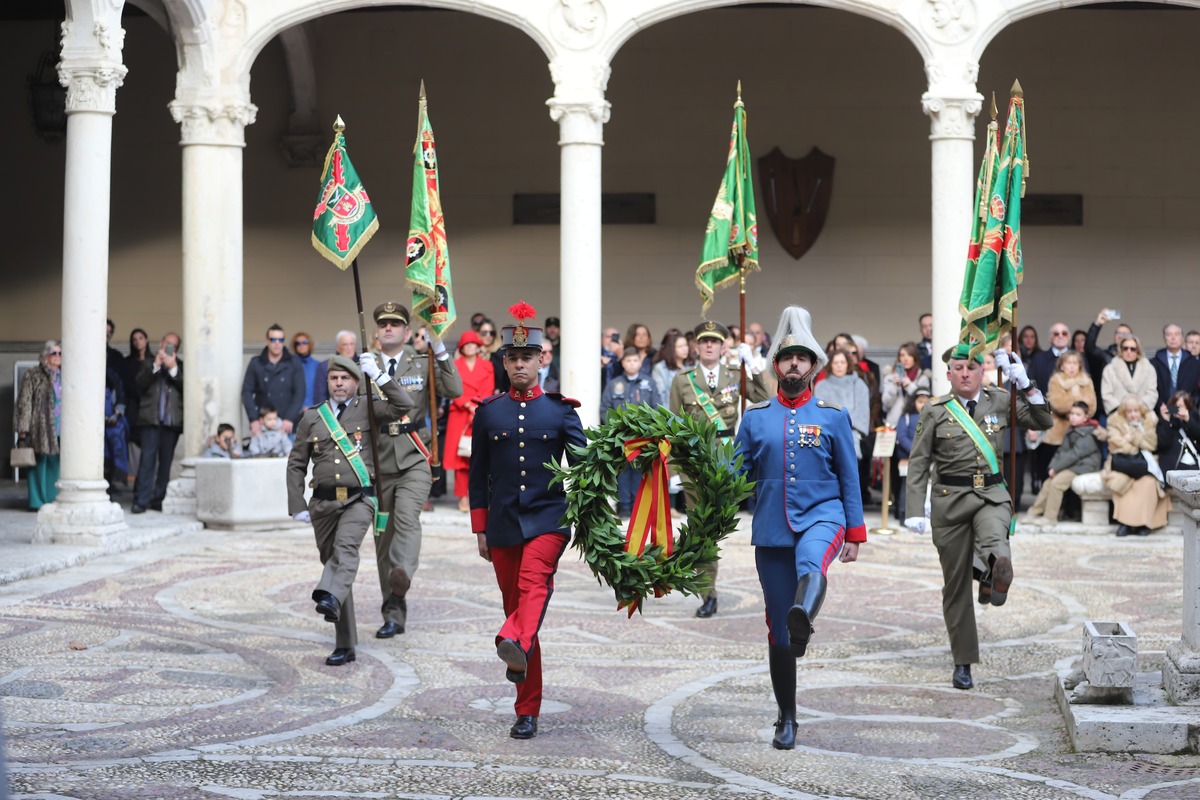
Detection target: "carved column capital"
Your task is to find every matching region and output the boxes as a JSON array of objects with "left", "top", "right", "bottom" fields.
[
  {"left": 169, "top": 101, "right": 259, "bottom": 147},
  {"left": 921, "top": 92, "right": 983, "bottom": 141},
  {"left": 58, "top": 63, "right": 127, "bottom": 115}
]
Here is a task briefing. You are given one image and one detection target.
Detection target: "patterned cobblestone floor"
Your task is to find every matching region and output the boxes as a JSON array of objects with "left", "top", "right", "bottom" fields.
[{"left": 3, "top": 508, "right": 1198, "bottom": 799}]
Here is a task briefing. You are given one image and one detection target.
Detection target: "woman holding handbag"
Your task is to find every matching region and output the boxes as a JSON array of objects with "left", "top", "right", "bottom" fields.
[
  {"left": 443, "top": 330, "right": 495, "bottom": 512},
  {"left": 1099, "top": 395, "right": 1171, "bottom": 536},
  {"left": 13, "top": 341, "right": 63, "bottom": 509}
]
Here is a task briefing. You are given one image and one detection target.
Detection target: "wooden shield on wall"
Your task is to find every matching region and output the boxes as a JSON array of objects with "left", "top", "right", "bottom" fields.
[{"left": 758, "top": 146, "right": 835, "bottom": 260}]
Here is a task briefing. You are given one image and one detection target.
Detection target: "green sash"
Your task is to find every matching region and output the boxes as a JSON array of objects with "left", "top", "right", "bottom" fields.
[
  {"left": 686, "top": 368, "right": 726, "bottom": 432},
  {"left": 316, "top": 402, "right": 386, "bottom": 536},
  {"left": 944, "top": 399, "right": 1001, "bottom": 475}
]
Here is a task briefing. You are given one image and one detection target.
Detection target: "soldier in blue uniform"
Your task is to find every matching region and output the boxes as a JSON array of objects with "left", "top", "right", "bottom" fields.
[
  {"left": 734, "top": 306, "right": 866, "bottom": 750},
  {"left": 469, "top": 302, "right": 587, "bottom": 740}
]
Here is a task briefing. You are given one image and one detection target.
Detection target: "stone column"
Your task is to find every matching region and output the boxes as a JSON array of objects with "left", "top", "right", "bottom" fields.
[
  {"left": 1165, "top": 472, "right": 1200, "bottom": 703},
  {"left": 168, "top": 101, "right": 257, "bottom": 459},
  {"left": 35, "top": 28, "right": 129, "bottom": 544},
  {"left": 548, "top": 63, "right": 610, "bottom": 428},
  {"left": 921, "top": 62, "right": 982, "bottom": 396}
]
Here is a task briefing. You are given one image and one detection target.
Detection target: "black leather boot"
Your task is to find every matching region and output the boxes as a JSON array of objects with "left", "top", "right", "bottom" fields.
[
  {"left": 768, "top": 645, "right": 798, "bottom": 750},
  {"left": 786, "top": 572, "right": 828, "bottom": 657}
]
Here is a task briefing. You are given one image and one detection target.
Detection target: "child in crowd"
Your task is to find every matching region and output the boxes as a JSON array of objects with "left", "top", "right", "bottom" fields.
[
  {"left": 599, "top": 348, "right": 660, "bottom": 517},
  {"left": 1022, "top": 401, "right": 1101, "bottom": 526},
  {"left": 893, "top": 387, "right": 930, "bottom": 520},
  {"left": 204, "top": 423, "right": 242, "bottom": 459},
  {"left": 248, "top": 404, "right": 292, "bottom": 457}
]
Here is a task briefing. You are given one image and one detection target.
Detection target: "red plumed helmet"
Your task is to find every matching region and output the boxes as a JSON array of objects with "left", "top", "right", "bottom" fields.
[{"left": 509, "top": 301, "right": 537, "bottom": 323}]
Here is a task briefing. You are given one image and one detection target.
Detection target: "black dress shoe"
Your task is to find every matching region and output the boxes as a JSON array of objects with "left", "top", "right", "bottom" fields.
[
  {"left": 509, "top": 714, "right": 538, "bottom": 739},
  {"left": 505, "top": 668, "right": 527, "bottom": 684},
  {"left": 1116, "top": 524, "right": 1133, "bottom": 537},
  {"left": 695, "top": 595, "right": 718, "bottom": 618},
  {"left": 325, "top": 648, "right": 356, "bottom": 666},
  {"left": 131, "top": 505, "right": 147, "bottom": 514},
  {"left": 988, "top": 556, "right": 1013, "bottom": 607},
  {"left": 1136, "top": 526, "right": 1151, "bottom": 536},
  {"left": 952, "top": 664, "right": 973, "bottom": 690},
  {"left": 375, "top": 621, "right": 404, "bottom": 639},
  {"left": 497, "top": 638, "right": 527, "bottom": 674},
  {"left": 314, "top": 593, "right": 341, "bottom": 623},
  {"left": 977, "top": 577, "right": 993, "bottom": 605},
  {"left": 771, "top": 715, "right": 798, "bottom": 750},
  {"left": 149, "top": 501, "right": 163, "bottom": 511}
]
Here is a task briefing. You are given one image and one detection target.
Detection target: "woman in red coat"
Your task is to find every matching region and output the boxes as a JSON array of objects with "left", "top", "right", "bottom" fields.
[{"left": 444, "top": 330, "right": 495, "bottom": 511}]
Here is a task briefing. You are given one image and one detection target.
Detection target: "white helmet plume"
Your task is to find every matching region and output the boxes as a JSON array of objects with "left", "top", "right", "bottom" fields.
[{"left": 768, "top": 306, "right": 826, "bottom": 373}]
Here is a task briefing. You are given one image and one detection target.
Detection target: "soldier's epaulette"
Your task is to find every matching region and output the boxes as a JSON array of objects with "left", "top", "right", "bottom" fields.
[
  {"left": 744, "top": 399, "right": 771, "bottom": 412},
  {"left": 679, "top": 365, "right": 698, "bottom": 373},
  {"left": 477, "top": 393, "right": 505, "bottom": 406},
  {"left": 545, "top": 392, "right": 581, "bottom": 408},
  {"left": 930, "top": 393, "right": 954, "bottom": 405},
  {"left": 815, "top": 399, "right": 841, "bottom": 411}
]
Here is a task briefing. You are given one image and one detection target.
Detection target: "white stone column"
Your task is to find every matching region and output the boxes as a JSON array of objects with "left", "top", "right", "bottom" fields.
[
  {"left": 548, "top": 64, "right": 610, "bottom": 428},
  {"left": 168, "top": 102, "right": 257, "bottom": 460},
  {"left": 921, "top": 63, "right": 982, "bottom": 395},
  {"left": 1165, "top": 472, "right": 1200, "bottom": 703},
  {"left": 35, "top": 49, "right": 129, "bottom": 544}
]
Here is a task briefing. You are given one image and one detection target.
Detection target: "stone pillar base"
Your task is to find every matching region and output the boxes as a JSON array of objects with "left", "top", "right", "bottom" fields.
[
  {"left": 34, "top": 479, "right": 127, "bottom": 545},
  {"left": 1164, "top": 641, "right": 1200, "bottom": 704},
  {"left": 162, "top": 458, "right": 199, "bottom": 516}
]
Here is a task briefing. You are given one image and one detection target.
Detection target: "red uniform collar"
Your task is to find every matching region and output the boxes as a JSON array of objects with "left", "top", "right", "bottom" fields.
[
  {"left": 509, "top": 385, "right": 543, "bottom": 401},
  {"left": 777, "top": 388, "right": 813, "bottom": 409}
]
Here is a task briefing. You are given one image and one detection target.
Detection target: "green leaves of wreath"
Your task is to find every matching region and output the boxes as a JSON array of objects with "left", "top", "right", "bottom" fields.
[{"left": 551, "top": 403, "right": 753, "bottom": 616}]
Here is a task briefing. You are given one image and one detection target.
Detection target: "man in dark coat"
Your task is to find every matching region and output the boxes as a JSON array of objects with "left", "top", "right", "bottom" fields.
[
  {"left": 133, "top": 332, "right": 183, "bottom": 513},
  {"left": 242, "top": 323, "right": 306, "bottom": 434}
]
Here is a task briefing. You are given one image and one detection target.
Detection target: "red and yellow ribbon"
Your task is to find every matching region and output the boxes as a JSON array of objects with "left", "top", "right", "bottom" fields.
[{"left": 622, "top": 436, "right": 675, "bottom": 560}]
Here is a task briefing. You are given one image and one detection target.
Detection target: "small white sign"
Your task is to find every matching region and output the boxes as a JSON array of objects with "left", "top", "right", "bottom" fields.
[{"left": 872, "top": 428, "right": 897, "bottom": 458}]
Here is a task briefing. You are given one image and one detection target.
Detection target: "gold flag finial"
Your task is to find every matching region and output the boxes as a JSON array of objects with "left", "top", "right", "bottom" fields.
[
  {"left": 333, "top": 115, "right": 345, "bottom": 133},
  {"left": 1011, "top": 78, "right": 1024, "bottom": 98},
  {"left": 736, "top": 79, "right": 742, "bottom": 101},
  {"left": 989, "top": 92, "right": 997, "bottom": 121},
  {"left": 419, "top": 79, "right": 426, "bottom": 101}
]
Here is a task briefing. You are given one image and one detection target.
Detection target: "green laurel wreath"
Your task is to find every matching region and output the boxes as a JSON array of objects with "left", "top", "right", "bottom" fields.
[{"left": 551, "top": 402, "right": 753, "bottom": 616}]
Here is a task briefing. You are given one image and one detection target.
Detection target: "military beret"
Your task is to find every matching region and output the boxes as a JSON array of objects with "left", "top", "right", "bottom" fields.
[
  {"left": 942, "top": 343, "right": 984, "bottom": 364},
  {"left": 327, "top": 355, "right": 363, "bottom": 382},
  {"left": 373, "top": 301, "right": 409, "bottom": 325},
  {"left": 693, "top": 320, "right": 729, "bottom": 342}
]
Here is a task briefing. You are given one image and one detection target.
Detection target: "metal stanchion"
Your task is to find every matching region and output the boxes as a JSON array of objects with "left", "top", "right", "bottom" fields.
[{"left": 872, "top": 426, "right": 898, "bottom": 535}]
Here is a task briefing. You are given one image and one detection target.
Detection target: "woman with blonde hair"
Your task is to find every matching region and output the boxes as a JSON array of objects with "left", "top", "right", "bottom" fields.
[
  {"left": 14, "top": 341, "right": 63, "bottom": 509},
  {"left": 1098, "top": 395, "right": 1171, "bottom": 536},
  {"left": 1100, "top": 335, "right": 1157, "bottom": 416},
  {"left": 1046, "top": 350, "right": 1097, "bottom": 450}
]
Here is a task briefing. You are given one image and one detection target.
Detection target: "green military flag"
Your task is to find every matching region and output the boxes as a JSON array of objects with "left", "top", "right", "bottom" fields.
[
  {"left": 405, "top": 82, "right": 456, "bottom": 337},
  {"left": 695, "top": 85, "right": 759, "bottom": 316},
  {"left": 959, "top": 82, "right": 1028, "bottom": 357},
  {"left": 312, "top": 116, "right": 379, "bottom": 269}
]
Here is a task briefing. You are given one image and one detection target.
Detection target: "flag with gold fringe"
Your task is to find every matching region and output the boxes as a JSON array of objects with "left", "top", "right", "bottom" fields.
[
  {"left": 695, "top": 86, "right": 759, "bottom": 317},
  {"left": 959, "top": 82, "right": 1028, "bottom": 357},
  {"left": 405, "top": 82, "right": 456, "bottom": 337},
  {"left": 311, "top": 117, "right": 378, "bottom": 269}
]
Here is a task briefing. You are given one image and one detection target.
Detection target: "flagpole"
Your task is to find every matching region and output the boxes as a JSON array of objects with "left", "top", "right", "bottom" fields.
[
  {"left": 736, "top": 80, "right": 749, "bottom": 415},
  {"left": 351, "top": 257, "right": 385, "bottom": 487},
  {"left": 426, "top": 345, "right": 440, "bottom": 467}
]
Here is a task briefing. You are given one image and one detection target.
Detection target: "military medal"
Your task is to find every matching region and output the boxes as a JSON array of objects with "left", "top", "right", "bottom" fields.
[
  {"left": 354, "top": 431, "right": 363, "bottom": 451},
  {"left": 984, "top": 414, "right": 999, "bottom": 435}
]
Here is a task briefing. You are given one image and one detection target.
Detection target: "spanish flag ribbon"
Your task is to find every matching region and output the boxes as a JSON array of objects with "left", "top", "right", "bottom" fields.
[{"left": 622, "top": 437, "right": 675, "bottom": 560}]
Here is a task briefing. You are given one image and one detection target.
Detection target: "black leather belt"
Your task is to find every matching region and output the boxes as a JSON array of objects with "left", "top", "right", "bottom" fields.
[
  {"left": 385, "top": 419, "right": 426, "bottom": 435},
  {"left": 313, "top": 485, "right": 375, "bottom": 501},
  {"left": 938, "top": 473, "right": 1005, "bottom": 489}
]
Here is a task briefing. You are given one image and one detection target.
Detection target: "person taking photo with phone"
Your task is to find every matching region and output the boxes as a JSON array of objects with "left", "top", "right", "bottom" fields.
[{"left": 132, "top": 332, "right": 182, "bottom": 513}]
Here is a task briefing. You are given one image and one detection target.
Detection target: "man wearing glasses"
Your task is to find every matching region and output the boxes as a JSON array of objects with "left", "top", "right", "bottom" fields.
[
  {"left": 369, "top": 302, "right": 462, "bottom": 640},
  {"left": 1030, "top": 323, "right": 1075, "bottom": 485},
  {"left": 478, "top": 322, "right": 508, "bottom": 393},
  {"left": 242, "top": 324, "right": 306, "bottom": 437}
]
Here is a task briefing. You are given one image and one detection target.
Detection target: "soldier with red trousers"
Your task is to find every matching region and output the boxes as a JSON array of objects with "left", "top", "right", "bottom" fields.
[{"left": 469, "top": 302, "right": 586, "bottom": 740}]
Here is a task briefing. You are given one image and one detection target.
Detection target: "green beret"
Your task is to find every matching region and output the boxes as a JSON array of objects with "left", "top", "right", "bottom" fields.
[
  {"left": 327, "top": 354, "right": 363, "bottom": 382},
  {"left": 942, "top": 343, "right": 984, "bottom": 364}
]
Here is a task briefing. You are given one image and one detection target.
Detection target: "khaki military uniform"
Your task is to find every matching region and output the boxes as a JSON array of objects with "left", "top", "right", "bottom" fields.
[
  {"left": 374, "top": 346, "right": 462, "bottom": 629},
  {"left": 287, "top": 378, "right": 413, "bottom": 650},
  {"left": 905, "top": 385, "right": 1052, "bottom": 664},
  {"left": 669, "top": 361, "right": 769, "bottom": 599}
]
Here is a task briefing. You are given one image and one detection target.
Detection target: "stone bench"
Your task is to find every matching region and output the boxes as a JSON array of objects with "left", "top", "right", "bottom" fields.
[
  {"left": 195, "top": 457, "right": 296, "bottom": 530},
  {"left": 1070, "top": 471, "right": 1111, "bottom": 526}
]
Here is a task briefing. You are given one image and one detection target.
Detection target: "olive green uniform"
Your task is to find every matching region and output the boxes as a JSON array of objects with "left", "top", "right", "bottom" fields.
[
  {"left": 287, "top": 378, "right": 413, "bottom": 650},
  {"left": 374, "top": 346, "right": 462, "bottom": 629},
  {"left": 669, "top": 361, "right": 769, "bottom": 598},
  {"left": 905, "top": 385, "right": 1052, "bottom": 664}
]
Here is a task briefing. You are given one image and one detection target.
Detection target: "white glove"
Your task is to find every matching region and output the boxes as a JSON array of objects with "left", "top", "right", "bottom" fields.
[
  {"left": 992, "top": 349, "right": 1030, "bottom": 389},
  {"left": 904, "top": 516, "right": 927, "bottom": 533},
  {"left": 359, "top": 352, "right": 383, "bottom": 382},
  {"left": 668, "top": 474, "right": 683, "bottom": 495},
  {"left": 992, "top": 349, "right": 1011, "bottom": 372},
  {"left": 431, "top": 335, "right": 448, "bottom": 360},
  {"left": 293, "top": 510, "right": 311, "bottom": 523},
  {"left": 736, "top": 343, "right": 754, "bottom": 365}
]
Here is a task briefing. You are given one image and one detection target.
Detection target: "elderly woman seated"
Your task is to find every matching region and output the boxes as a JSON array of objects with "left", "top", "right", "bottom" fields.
[{"left": 1096, "top": 395, "right": 1171, "bottom": 537}]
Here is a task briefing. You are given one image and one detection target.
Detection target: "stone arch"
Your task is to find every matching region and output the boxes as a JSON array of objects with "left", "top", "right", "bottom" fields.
[
  {"left": 973, "top": 0, "right": 1200, "bottom": 60},
  {"left": 234, "top": 0, "right": 558, "bottom": 84},
  {"left": 602, "top": 0, "right": 932, "bottom": 65}
]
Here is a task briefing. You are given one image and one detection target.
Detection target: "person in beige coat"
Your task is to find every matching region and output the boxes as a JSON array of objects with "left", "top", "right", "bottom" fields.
[
  {"left": 1046, "top": 351, "right": 1097, "bottom": 446},
  {"left": 1100, "top": 335, "right": 1157, "bottom": 415},
  {"left": 1097, "top": 395, "right": 1171, "bottom": 536}
]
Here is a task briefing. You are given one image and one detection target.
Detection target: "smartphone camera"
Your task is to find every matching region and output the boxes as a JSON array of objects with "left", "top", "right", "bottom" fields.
[
  {"left": 1108, "top": 309, "right": 1122, "bottom": 320},
  {"left": 164, "top": 343, "right": 176, "bottom": 356},
  {"left": 610, "top": 333, "right": 620, "bottom": 343}
]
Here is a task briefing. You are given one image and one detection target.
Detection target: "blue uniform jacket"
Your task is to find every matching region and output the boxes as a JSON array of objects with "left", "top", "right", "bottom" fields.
[
  {"left": 734, "top": 390, "right": 867, "bottom": 546},
  {"left": 469, "top": 386, "right": 587, "bottom": 547}
]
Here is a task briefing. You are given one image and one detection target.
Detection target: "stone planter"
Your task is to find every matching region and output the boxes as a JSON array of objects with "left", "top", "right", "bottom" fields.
[
  {"left": 1082, "top": 621, "right": 1137, "bottom": 689},
  {"left": 195, "top": 457, "right": 294, "bottom": 530}
]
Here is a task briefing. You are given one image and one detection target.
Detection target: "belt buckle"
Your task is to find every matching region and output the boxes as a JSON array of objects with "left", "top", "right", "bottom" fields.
[
  {"left": 335, "top": 486, "right": 349, "bottom": 501},
  {"left": 972, "top": 474, "right": 985, "bottom": 489},
  {"left": 388, "top": 422, "right": 400, "bottom": 436}
]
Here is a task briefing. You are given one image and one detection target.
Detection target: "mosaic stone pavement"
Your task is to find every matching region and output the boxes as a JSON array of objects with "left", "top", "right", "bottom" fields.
[{"left": 3, "top": 511, "right": 1200, "bottom": 799}]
